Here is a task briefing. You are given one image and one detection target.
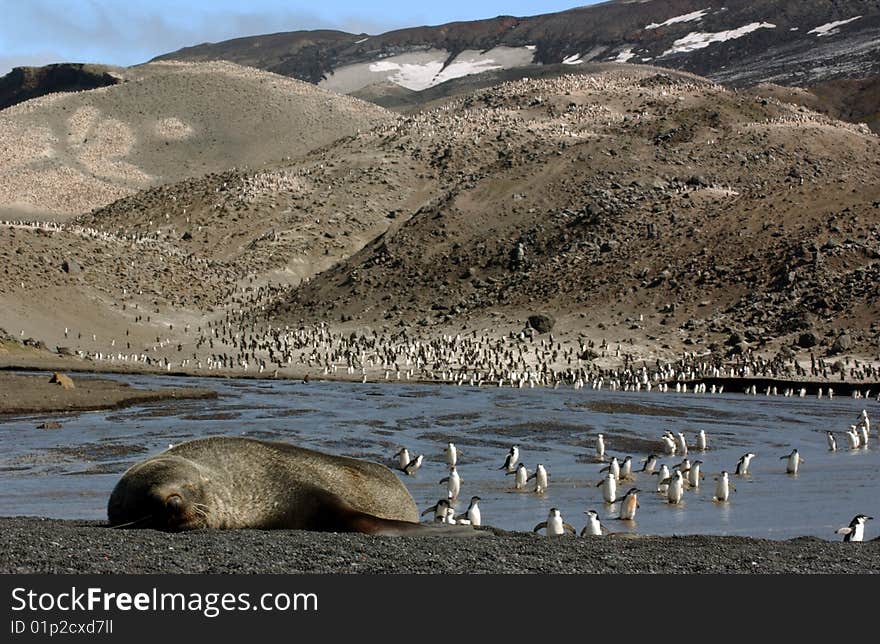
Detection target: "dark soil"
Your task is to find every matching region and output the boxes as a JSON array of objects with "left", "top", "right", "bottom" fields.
[{"left": 1, "top": 517, "right": 877, "bottom": 574}]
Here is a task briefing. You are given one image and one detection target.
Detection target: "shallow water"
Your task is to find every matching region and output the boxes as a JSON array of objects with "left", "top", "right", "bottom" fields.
[{"left": 1, "top": 372, "right": 878, "bottom": 541}]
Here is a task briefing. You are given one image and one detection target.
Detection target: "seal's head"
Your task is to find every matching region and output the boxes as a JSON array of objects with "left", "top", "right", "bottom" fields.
[{"left": 108, "top": 456, "right": 211, "bottom": 531}]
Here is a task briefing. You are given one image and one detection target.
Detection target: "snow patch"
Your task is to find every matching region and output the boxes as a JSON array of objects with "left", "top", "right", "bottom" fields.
[
  {"left": 613, "top": 48, "right": 637, "bottom": 63},
  {"left": 525, "top": 44, "right": 537, "bottom": 50},
  {"left": 646, "top": 9, "right": 711, "bottom": 30},
  {"left": 354, "top": 37, "right": 369, "bottom": 44},
  {"left": 807, "top": 16, "right": 862, "bottom": 37},
  {"left": 662, "top": 22, "right": 776, "bottom": 56},
  {"left": 562, "top": 53, "right": 583, "bottom": 65}
]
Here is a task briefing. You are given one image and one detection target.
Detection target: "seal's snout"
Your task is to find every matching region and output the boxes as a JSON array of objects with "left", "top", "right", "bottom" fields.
[{"left": 165, "top": 494, "right": 183, "bottom": 512}]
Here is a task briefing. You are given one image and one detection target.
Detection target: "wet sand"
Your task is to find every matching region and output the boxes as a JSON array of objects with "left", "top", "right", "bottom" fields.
[
  {"left": 0, "top": 372, "right": 217, "bottom": 415},
  {"left": 0, "top": 518, "right": 877, "bottom": 574}
]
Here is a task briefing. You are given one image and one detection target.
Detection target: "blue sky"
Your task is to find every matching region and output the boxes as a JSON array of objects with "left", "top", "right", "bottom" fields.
[{"left": 0, "top": 1, "right": 599, "bottom": 76}]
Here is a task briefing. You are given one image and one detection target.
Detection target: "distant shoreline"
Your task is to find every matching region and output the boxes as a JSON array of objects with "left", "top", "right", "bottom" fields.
[
  {"left": 0, "top": 372, "right": 216, "bottom": 415},
  {"left": 2, "top": 361, "right": 878, "bottom": 401}
]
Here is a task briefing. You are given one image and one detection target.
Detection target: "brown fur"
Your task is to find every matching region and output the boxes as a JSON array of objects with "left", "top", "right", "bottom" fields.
[{"left": 107, "top": 437, "right": 444, "bottom": 535}]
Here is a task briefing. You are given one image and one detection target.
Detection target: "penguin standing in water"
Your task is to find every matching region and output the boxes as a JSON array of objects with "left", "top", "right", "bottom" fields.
[
  {"left": 780, "top": 449, "right": 803, "bottom": 475},
  {"left": 528, "top": 464, "right": 549, "bottom": 494},
  {"left": 533, "top": 508, "right": 576, "bottom": 536},
  {"left": 653, "top": 464, "right": 671, "bottom": 493},
  {"left": 600, "top": 456, "right": 620, "bottom": 481},
  {"left": 402, "top": 453, "right": 423, "bottom": 476},
  {"left": 617, "top": 488, "right": 640, "bottom": 521},
  {"left": 660, "top": 432, "right": 677, "bottom": 455},
  {"left": 595, "top": 434, "right": 606, "bottom": 461},
  {"left": 640, "top": 454, "right": 659, "bottom": 474},
  {"left": 499, "top": 445, "right": 519, "bottom": 473},
  {"left": 665, "top": 470, "right": 685, "bottom": 504},
  {"left": 713, "top": 471, "right": 734, "bottom": 502},
  {"left": 735, "top": 453, "right": 756, "bottom": 476},
  {"left": 835, "top": 515, "right": 873, "bottom": 542},
  {"left": 394, "top": 447, "right": 411, "bottom": 470},
  {"left": 581, "top": 510, "right": 609, "bottom": 536},
  {"left": 598, "top": 471, "right": 617, "bottom": 503},
  {"left": 445, "top": 442, "right": 458, "bottom": 467},
  {"left": 508, "top": 462, "right": 529, "bottom": 489},
  {"left": 686, "top": 460, "right": 704, "bottom": 489},
  {"left": 826, "top": 432, "right": 837, "bottom": 452},
  {"left": 696, "top": 430, "right": 708, "bottom": 451},
  {"left": 675, "top": 432, "right": 688, "bottom": 456},
  {"left": 619, "top": 456, "right": 634, "bottom": 481}
]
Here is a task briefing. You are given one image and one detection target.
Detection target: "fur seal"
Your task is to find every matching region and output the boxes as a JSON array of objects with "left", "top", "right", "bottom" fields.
[{"left": 108, "top": 437, "right": 469, "bottom": 535}]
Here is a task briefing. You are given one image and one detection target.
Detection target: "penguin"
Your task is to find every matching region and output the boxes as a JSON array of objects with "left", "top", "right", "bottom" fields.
[
  {"left": 734, "top": 452, "right": 755, "bottom": 476},
  {"left": 508, "top": 462, "right": 529, "bottom": 489},
  {"left": 455, "top": 496, "right": 482, "bottom": 527},
  {"left": 696, "top": 429, "right": 708, "bottom": 451},
  {"left": 846, "top": 425, "right": 860, "bottom": 449},
  {"left": 673, "top": 457, "right": 691, "bottom": 476},
  {"left": 597, "top": 471, "right": 617, "bottom": 503},
  {"left": 660, "top": 432, "right": 677, "bottom": 455},
  {"left": 653, "top": 463, "right": 671, "bottom": 493},
  {"left": 835, "top": 515, "right": 873, "bottom": 542},
  {"left": 595, "top": 433, "right": 606, "bottom": 461},
  {"left": 617, "top": 488, "right": 640, "bottom": 521},
  {"left": 713, "top": 471, "right": 735, "bottom": 502},
  {"left": 619, "top": 455, "right": 633, "bottom": 481},
  {"left": 499, "top": 445, "right": 519, "bottom": 472},
  {"left": 402, "top": 454, "right": 423, "bottom": 476},
  {"left": 533, "top": 508, "right": 576, "bottom": 536},
  {"left": 858, "top": 409, "right": 870, "bottom": 434},
  {"left": 439, "top": 465, "right": 462, "bottom": 500},
  {"left": 420, "top": 499, "right": 451, "bottom": 522},
  {"left": 640, "top": 454, "right": 659, "bottom": 474},
  {"left": 665, "top": 470, "right": 685, "bottom": 504},
  {"left": 858, "top": 423, "right": 869, "bottom": 448},
  {"left": 394, "top": 447, "right": 411, "bottom": 470},
  {"left": 445, "top": 442, "right": 458, "bottom": 467},
  {"left": 675, "top": 432, "right": 688, "bottom": 456},
  {"left": 686, "top": 460, "right": 704, "bottom": 488},
  {"left": 580, "top": 510, "right": 608, "bottom": 536},
  {"left": 826, "top": 432, "right": 837, "bottom": 452},
  {"left": 780, "top": 449, "right": 803, "bottom": 475},
  {"left": 599, "top": 456, "right": 620, "bottom": 481},
  {"left": 527, "top": 463, "right": 549, "bottom": 494}
]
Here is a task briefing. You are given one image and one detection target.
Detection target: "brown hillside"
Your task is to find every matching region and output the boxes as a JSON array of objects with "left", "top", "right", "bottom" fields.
[
  {"left": 271, "top": 69, "right": 880, "bottom": 356},
  {"left": 0, "top": 61, "right": 392, "bottom": 219}
]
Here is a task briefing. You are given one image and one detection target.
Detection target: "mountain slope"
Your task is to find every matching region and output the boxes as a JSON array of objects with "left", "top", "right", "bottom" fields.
[
  {"left": 268, "top": 67, "right": 880, "bottom": 355},
  {"left": 0, "top": 61, "right": 392, "bottom": 218},
  {"left": 153, "top": 0, "right": 880, "bottom": 92}
]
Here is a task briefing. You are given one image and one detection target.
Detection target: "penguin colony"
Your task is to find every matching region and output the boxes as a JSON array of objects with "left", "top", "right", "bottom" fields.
[
  {"left": 403, "top": 409, "right": 875, "bottom": 541},
  {"left": 3, "top": 217, "right": 879, "bottom": 396}
]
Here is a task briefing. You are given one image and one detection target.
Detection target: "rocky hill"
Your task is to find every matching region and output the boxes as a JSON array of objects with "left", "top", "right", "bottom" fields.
[
  {"left": 13, "top": 66, "right": 872, "bottom": 361},
  {"left": 268, "top": 68, "right": 880, "bottom": 357},
  {"left": 0, "top": 61, "right": 392, "bottom": 218},
  {"left": 0, "top": 63, "right": 121, "bottom": 111},
  {"left": 153, "top": 1, "right": 880, "bottom": 92}
]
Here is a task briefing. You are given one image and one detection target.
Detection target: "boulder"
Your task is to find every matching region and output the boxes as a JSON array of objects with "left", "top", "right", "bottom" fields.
[
  {"left": 48, "top": 372, "right": 75, "bottom": 390},
  {"left": 797, "top": 332, "right": 818, "bottom": 349},
  {"left": 61, "top": 259, "right": 82, "bottom": 274},
  {"left": 527, "top": 314, "right": 555, "bottom": 334}
]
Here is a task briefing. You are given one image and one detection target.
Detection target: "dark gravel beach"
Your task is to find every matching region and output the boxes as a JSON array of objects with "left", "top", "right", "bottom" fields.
[{"left": 2, "top": 518, "right": 878, "bottom": 574}]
